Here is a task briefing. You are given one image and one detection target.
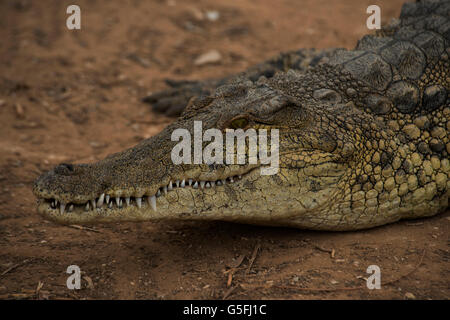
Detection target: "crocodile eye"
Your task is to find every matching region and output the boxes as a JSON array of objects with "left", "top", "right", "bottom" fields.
[{"left": 230, "top": 117, "right": 249, "bottom": 129}]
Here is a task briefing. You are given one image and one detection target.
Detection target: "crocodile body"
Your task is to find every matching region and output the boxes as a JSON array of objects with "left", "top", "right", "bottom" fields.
[{"left": 33, "top": 0, "right": 449, "bottom": 231}]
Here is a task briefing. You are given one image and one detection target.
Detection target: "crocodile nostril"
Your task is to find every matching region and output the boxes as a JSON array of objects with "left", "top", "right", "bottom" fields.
[
  {"left": 55, "top": 163, "right": 75, "bottom": 175},
  {"left": 61, "top": 163, "right": 74, "bottom": 171}
]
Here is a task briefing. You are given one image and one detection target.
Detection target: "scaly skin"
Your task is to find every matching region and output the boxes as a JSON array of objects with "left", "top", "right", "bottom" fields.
[{"left": 33, "top": 0, "right": 449, "bottom": 230}]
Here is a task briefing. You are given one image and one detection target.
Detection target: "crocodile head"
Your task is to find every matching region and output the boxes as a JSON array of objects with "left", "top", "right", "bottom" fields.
[
  {"left": 33, "top": 77, "right": 375, "bottom": 230},
  {"left": 33, "top": 0, "right": 450, "bottom": 230}
]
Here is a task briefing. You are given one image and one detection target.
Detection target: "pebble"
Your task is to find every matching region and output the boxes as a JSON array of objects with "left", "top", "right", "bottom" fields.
[
  {"left": 188, "top": 7, "right": 204, "bottom": 21},
  {"left": 206, "top": 10, "right": 220, "bottom": 21},
  {"left": 15, "top": 103, "right": 25, "bottom": 119},
  {"left": 405, "top": 292, "right": 416, "bottom": 300},
  {"left": 194, "top": 50, "right": 222, "bottom": 65}
]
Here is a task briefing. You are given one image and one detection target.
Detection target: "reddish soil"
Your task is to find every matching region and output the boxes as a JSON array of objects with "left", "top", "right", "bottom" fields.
[{"left": 0, "top": 0, "right": 448, "bottom": 300}]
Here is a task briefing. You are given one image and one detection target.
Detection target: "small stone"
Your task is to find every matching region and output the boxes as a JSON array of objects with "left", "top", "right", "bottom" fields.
[
  {"left": 194, "top": 50, "right": 222, "bottom": 66},
  {"left": 205, "top": 10, "right": 220, "bottom": 21},
  {"left": 188, "top": 7, "right": 204, "bottom": 21},
  {"left": 405, "top": 292, "right": 416, "bottom": 300},
  {"left": 89, "top": 141, "right": 103, "bottom": 148},
  {"left": 15, "top": 103, "right": 25, "bottom": 119}
]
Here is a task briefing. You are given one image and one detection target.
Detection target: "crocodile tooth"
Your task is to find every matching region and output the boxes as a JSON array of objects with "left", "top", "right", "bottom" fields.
[
  {"left": 136, "top": 197, "right": 142, "bottom": 208},
  {"left": 175, "top": 180, "right": 180, "bottom": 188},
  {"left": 51, "top": 200, "right": 55, "bottom": 208},
  {"left": 211, "top": 181, "right": 215, "bottom": 187},
  {"left": 156, "top": 189, "right": 161, "bottom": 197},
  {"left": 229, "top": 177, "right": 234, "bottom": 183},
  {"left": 108, "top": 201, "right": 113, "bottom": 209},
  {"left": 188, "top": 179, "right": 193, "bottom": 186},
  {"left": 60, "top": 203, "right": 66, "bottom": 214},
  {"left": 193, "top": 181, "right": 198, "bottom": 189},
  {"left": 68, "top": 204, "right": 74, "bottom": 212},
  {"left": 115, "top": 197, "right": 121, "bottom": 207},
  {"left": 125, "top": 197, "right": 131, "bottom": 206},
  {"left": 55, "top": 200, "right": 59, "bottom": 207},
  {"left": 216, "top": 180, "right": 222, "bottom": 186},
  {"left": 221, "top": 179, "right": 226, "bottom": 185},
  {"left": 238, "top": 175, "right": 242, "bottom": 179},
  {"left": 148, "top": 195, "right": 156, "bottom": 211},
  {"left": 91, "top": 199, "right": 96, "bottom": 209},
  {"left": 205, "top": 182, "right": 211, "bottom": 188},
  {"left": 97, "top": 193, "right": 105, "bottom": 207},
  {"left": 163, "top": 186, "right": 168, "bottom": 194},
  {"left": 105, "top": 195, "right": 110, "bottom": 204},
  {"left": 168, "top": 181, "right": 173, "bottom": 191},
  {"left": 200, "top": 181, "right": 205, "bottom": 189},
  {"left": 180, "top": 179, "right": 185, "bottom": 188},
  {"left": 85, "top": 202, "right": 90, "bottom": 211}
]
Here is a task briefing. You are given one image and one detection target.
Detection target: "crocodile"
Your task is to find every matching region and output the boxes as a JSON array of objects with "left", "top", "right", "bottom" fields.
[{"left": 33, "top": 0, "right": 449, "bottom": 231}]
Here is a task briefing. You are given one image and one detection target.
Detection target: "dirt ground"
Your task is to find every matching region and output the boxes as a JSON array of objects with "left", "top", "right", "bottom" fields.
[{"left": 0, "top": 0, "right": 448, "bottom": 300}]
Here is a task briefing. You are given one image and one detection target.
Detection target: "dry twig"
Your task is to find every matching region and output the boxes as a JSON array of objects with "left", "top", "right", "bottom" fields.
[
  {"left": 68, "top": 225, "right": 101, "bottom": 233},
  {"left": 246, "top": 243, "right": 260, "bottom": 275},
  {"left": 0, "top": 259, "right": 33, "bottom": 277}
]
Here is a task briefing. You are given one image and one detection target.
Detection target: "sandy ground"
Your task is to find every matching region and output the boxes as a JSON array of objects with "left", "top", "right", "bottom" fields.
[{"left": 0, "top": 0, "right": 448, "bottom": 300}]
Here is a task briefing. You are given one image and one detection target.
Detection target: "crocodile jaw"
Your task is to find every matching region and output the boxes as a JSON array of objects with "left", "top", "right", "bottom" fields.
[{"left": 34, "top": 161, "right": 348, "bottom": 227}]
